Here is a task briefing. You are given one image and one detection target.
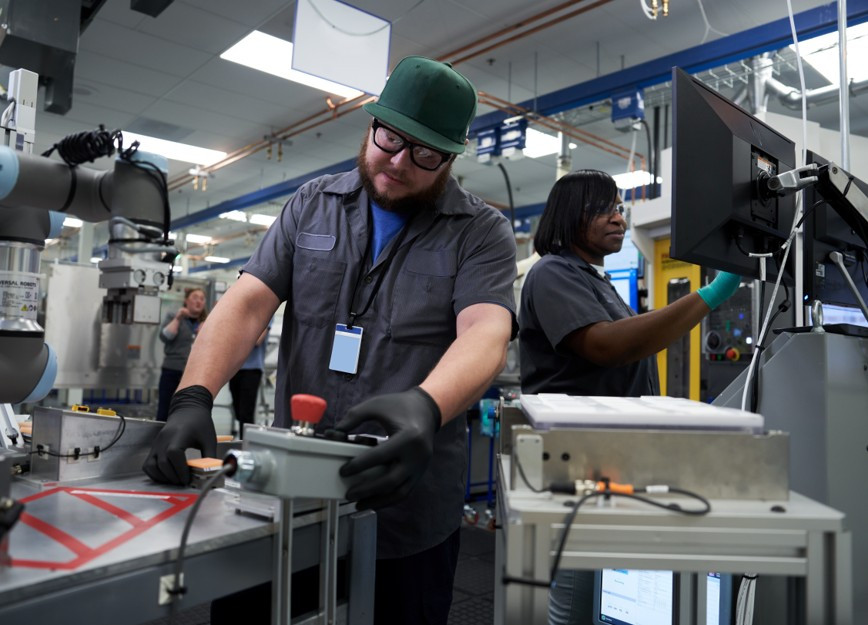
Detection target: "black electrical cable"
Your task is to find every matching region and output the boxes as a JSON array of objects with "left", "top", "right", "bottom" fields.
[
  {"left": 166, "top": 464, "right": 234, "bottom": 624},
  {"left": 497, "top": 161, "right": 516, "bottom": 233},
  {"left": 639, "top": 119, "right": 653, "bottom": 195},
  {"left": 32, "top": 413, "right": 126, "bottom": 459},
  {"left": 41, "top": 126, "right": 177, "bottom": 286},
  {"left": 42, "top": 124, "right": 121, "bottom": 166},
  {"left": 504, "top": 453, "right": 712, "bottom": 588}
]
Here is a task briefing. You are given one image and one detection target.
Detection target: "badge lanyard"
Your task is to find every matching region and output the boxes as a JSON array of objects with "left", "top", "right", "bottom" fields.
[{"left": 328, "top": 210, "right": 417, "bottom": 375}]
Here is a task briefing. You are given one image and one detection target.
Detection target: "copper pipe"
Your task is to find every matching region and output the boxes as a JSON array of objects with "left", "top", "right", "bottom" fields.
[
  {"left": 168, "top": 95, "right": 373, "bottom": 191},
  {"left": 450, "top": 0, "right": 614, "bottom": 66},
  {"left": 167, "top": 1, "right": 614, "bottom": 192},
  {"left": 478, "top": 92, "right": 647, "bottom": 171},
  {"left": 479, "top": 91, "right": 639, "bottom": 159},
  {"left": 440, "top": 0, "right": 590, "bottom": 61}
]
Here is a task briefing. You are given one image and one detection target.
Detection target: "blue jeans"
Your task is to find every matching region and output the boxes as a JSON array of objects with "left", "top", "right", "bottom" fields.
[{"left": 549, "top": 569, "right": 595, "bottom": 625}]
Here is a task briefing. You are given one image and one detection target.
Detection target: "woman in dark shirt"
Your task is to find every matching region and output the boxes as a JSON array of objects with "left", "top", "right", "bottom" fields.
[
  {"left": 156, "top": 287, "right": 208, "bottom": 422},
  {"left": 519, "top": 169, "right": 741, "bottom": 624}
]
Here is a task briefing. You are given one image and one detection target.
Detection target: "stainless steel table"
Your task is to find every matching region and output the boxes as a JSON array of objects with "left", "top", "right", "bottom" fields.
[
  {"left": 494, "top": 456, "right": 853, "bottom": 625},
  {"left": 0, "top": 475, "right": 374, "bottom": 625}
]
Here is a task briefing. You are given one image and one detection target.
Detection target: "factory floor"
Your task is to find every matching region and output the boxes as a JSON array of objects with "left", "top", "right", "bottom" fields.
[{"left": 144, "top": 512, "right": 497, "bottom": 625}]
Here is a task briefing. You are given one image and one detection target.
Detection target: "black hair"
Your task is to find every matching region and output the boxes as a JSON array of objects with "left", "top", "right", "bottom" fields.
[{"left": 533, "top": 169, "right": 619, "bottom": 256}]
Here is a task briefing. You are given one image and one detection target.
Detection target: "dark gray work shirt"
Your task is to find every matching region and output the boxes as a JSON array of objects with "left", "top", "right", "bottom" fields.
[
  {"left": 519, "top": 250, "right": 659, "bottom": 396},
  {"left": 243, "top": 168, "right": 517, "bottom": 558},
  {"left": 159, "top": 311, "right": 201, "bottom": 371}
]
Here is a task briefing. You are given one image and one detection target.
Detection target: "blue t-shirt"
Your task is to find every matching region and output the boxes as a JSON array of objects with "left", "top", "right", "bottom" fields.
[
  {"left": 239, "top": 320, "right": 272, "bottom": 370},
  {"left": 370, "top": 200, "right": 407, "bottom": 260}
]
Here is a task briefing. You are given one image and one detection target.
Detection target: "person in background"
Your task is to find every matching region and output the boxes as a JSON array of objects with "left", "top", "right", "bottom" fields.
[
  {"left": 156, "top": 287, "right": 207, "bottom": 422},
  {"left": 518, "top": 169, "right": 742, "bottom": 624},
  {"left": 143, "top": 55, "right": 517, "bottom": 625},
  {"left": 228, "top": 320, "right": 271, "bottom": 438}
]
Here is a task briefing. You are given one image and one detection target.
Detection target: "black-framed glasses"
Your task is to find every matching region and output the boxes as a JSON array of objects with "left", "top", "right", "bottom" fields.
[{"left": 371, "top": 119, "right": 452, "bottom": 171}]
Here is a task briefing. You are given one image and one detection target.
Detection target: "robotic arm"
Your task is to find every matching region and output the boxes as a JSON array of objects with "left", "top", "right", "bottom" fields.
[{"left": 0, "top": 130, "right": 176, "bottom": 404}]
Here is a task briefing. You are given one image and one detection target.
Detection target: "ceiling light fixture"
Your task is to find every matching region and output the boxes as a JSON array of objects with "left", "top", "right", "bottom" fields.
[
  {"left": 123, "top": 131, "right": 227, "bottom": 166},
  {"left": 181, "top": 233, "right": 212, "bottom": 245},
  {"left": 249, "top": 214, "right": 277, "bottom": 226},
  {"left": 612, "top": 170, "right": 662, "bottom": 190},
  {"left": 204, "top": 256, "right": 230, "bottom": 264},
  {"left": 221, "top": 31, "right": 363, "bottom": 99},
  {"left": 522, "top": 128, "right": 578, "bottom": 159},
  {"left": 220, "top": 210, "right": 248, "bottom": 222}
]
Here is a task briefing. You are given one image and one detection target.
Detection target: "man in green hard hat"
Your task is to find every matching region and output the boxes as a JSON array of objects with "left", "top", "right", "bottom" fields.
[{"left": 144, "top": 55, "right": 518, "bottom": 623}]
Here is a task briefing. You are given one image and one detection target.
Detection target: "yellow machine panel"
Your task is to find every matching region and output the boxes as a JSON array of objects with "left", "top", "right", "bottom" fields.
[{"left": 653, "top": 237, "right": 701, "bottom": 399}]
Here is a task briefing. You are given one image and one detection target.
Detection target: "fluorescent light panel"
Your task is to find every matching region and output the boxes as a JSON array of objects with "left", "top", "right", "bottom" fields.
[
  {"left": 122, "top": 131, "right": 226, "bottom": 166},
  {"left": 249, "top": 214, "right": 277, "bottom": 226},
  {"left": 204, "top": 256, "right": 230, "bottom": 264},
  {"left": 790, "top": 22, "right": 868, "bottom": 86},
  {"left": 220, "top": 210, "right": 248, "bottom": 222},
  {"left": 522, "top": 128, "right": 577, "bottom": 158},
  {"left": 612, "top": 170, "right": 662, "bottom": 190},
  {"left": 179, "top": 233, "right": 212, "bottom": 244},
  {"left": 221, "top": 31, "right": 363, "bottom": 99}
]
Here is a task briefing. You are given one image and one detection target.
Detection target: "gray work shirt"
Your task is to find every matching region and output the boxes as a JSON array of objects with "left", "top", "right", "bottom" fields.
[
  {"left": 243, "top": 168, "right": 517, "bottom": 558},
  {"left": 519, "top": 250, "right": 660, "bottom": 396},
  {"left": 159, "top": 311, "right": 200, "bottom": 371}
]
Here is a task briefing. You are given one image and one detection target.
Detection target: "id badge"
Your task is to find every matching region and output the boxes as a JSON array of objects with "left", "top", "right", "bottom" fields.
[{"left": 329, "top": 324, "right": 363, "bottom": 374}]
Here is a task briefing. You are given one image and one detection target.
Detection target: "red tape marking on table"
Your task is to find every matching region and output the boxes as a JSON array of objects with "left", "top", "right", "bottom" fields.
[{"left": 9, "top": 487, "right": 197, "bottom": 570}]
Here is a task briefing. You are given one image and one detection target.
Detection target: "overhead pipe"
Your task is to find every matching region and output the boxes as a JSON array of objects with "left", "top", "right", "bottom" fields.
[
  {"left": 166, "top": 0, "right": 615, "bottom": 192},
  {"left": 839, "top": 0, "right": 850, "bottom": 169},
  {"left": 763, "top": 74, "right": 868, "bottom": 110},
  {"left": 445, "top": 0, "right": 615, "bottom": 66},
  {"left": 478, "top": 91, "right": 647, "bottom": 168}
]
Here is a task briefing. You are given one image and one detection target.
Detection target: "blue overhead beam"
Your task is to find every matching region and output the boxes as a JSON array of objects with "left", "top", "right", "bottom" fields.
[
  {"left": 470, "top": 0, "right": 868, "bottom": 133},
  {"left": 188, "top": 255, "right": 251, "bottom": 274},
  {"left": 169, "top": 0, "right": 868, "bottom": 266}
]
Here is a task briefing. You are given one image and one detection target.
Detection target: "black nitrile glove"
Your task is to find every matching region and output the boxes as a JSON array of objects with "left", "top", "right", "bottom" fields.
[
  {"left": 336, "top": 387, "right": 441, "bottom": 510},
  {"left": 142, "top": 385, "right": 217, "bottom": 485}
]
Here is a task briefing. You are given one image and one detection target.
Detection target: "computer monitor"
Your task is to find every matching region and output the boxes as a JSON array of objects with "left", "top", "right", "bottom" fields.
[
  {"left": 801, "top": 150, "right": 868, "bottom": 312},
  {"left": 592, "top": 569, "right": 674, "bottom": 625},
  {"left": 592, "top": 569, "right": 732, "bottom": 625},
  {"left": 671, "top": 67, "right": 797, "bottom": 283}
]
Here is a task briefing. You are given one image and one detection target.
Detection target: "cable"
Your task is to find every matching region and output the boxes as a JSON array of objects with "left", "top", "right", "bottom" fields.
[
  {"left": 496, "top": 161, "right": 516, "bottom": 233},
  {"left": 32, "top": 414, "right": 127, "bottom": 459},
  {"left": 696, "top": 0, "right": 728, "bottom": 43},
  {"left": 304, "top": 0, "right": 425, "bottom": 37},
  {"left": 42, "top": 124, "right": 121, "bottom": 166},
  {"left": 506, "top": 453, "right": 711, "bottom": 588},
  {"left": 166, "top": 464, "right": 234, "bottom": 623},
  {"left": 740, "top": 0, "right": 809, "bottom": 415},
  {"left": 638, "top": 0, "right": 657, "bottom": 20},
  {"left": 513, "top": 448, "right": 546, "bottom": 493},
  {"left": 639, "top": 119, "right": 654, "bottom": 194},
  {"left": 735, "top": 573, "right": 758, "bottom": 625}
]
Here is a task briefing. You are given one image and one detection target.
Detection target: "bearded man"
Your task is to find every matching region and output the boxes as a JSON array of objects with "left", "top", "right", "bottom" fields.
[{"left": 143, "top": 55, "right": 517, "bottom": 625}]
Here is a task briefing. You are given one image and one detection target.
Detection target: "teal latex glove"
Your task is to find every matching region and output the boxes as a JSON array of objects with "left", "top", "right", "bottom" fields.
[{"left": 697, "top": 271, "right": 742, "bottom": 310}]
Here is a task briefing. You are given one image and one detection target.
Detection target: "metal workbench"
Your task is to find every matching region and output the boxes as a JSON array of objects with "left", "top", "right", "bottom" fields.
[
  {"left": 494, "top": 456, "right": 853, "bottom": 625},
  {"left": 0, "top": 475, "right": 374, "bottom": 625}
]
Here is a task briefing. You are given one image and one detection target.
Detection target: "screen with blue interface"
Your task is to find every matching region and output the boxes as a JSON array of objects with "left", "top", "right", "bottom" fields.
[{"left": 597, "top": 569, "right": 673, "bottom": 625}]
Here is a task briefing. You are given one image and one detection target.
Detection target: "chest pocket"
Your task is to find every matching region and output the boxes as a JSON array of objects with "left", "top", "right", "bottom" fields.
[
  {"left": 390, "top": 249, "right": 457, "bottom": 345},
  {"left": 292, "top": 252, "right": 346, "bottom": 327}
]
